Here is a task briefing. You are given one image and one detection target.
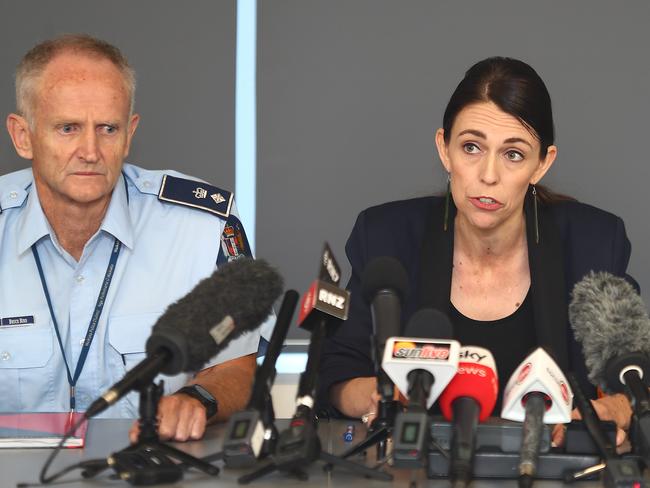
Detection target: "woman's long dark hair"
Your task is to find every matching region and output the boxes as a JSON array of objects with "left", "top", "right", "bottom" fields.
[{"left": 443, "top": 57, "right": 573, "bottom": 204}]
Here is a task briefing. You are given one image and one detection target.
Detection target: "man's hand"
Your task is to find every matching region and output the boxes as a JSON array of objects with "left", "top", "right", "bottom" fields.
[
  {"left": 129, "top": 393, "right": 208, "bottom": 443},
  {"left": 129, "top": 353, "right": 257, "bottom": 443},
  {"left": 551, "top": 393, "right": 632, "bottom": 450}
]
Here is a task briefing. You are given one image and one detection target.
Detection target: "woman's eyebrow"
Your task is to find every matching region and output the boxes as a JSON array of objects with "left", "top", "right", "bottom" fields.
[
  {"left": 458, "top": 129, "right": 486, "bottom": 139},
  {"left": 503, "top": 137, "right": 533, "bottom": 148}
]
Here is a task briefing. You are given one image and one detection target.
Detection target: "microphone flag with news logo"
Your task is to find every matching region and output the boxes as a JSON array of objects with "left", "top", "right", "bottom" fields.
[
  {"left": 439, "top": 346, "right": 499, "bottom": 422},
  {"left": 501, "top": 347, "right": 573, "bottom": 487},
  {"left": 501, "top": 347, "right": 573, "bottom": 424},
  {"left": 438, "top": 346, "right": 498, "bottom": 486}
]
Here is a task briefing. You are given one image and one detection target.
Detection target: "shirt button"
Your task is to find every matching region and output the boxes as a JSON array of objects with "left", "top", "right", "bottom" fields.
[
  {"left": 143, "top": 181, "right": 152, "bottom": 188},
  {"left": 9, "top": 191, "right": 18, "bottom": 199},
  {"left": 76, "top": 275, "right": 85, "bottom": 283},
  {"left": 1, "top": 351, "right": 10, "bottom": 361},
  {"left": 79, "top": 338, "right": 85, "bottom": 346}
]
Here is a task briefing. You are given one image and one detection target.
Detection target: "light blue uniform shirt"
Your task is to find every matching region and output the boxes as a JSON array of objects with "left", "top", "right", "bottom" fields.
[{"left": 0, "top": 164, "right": 272, "bottom": 418}]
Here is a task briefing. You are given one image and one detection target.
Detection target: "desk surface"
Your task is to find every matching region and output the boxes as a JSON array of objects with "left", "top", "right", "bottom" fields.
[{"left": 1, "top": 419, "right": 605, "bottom": 488}]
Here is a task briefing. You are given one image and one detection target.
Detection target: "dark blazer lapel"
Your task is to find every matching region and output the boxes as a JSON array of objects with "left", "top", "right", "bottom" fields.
[
  {"left": 416, "top": 194, "right": 569, "bottom": 372},
  {"left": 525, "top": 193, "right": 569, "bottom": 371},
  {"left": 418, "top": 198, "right": 455, "bottom": 316}
]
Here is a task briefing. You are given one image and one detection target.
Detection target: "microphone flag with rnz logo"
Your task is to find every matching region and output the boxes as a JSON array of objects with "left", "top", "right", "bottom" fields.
[
  {"left": 298, "top": 241, "right": 349, "bottom": 330},
  {"left": 381, "top": 337, "right": 460, "bottom": 408},
  {"left": 297, "top": 280, "right": 349, "bottom": 326},
  {"left": 501, "top": 347, "right": 573, "bottom": 424}
]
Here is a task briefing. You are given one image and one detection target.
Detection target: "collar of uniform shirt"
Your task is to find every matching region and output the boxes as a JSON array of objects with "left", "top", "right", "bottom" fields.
[{"left": 16, "top": 171, "right": 134, "bottom": 255}]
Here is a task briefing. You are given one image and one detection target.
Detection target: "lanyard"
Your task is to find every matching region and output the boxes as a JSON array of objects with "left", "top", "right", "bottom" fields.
[{"left": 32, "top": 237, "right": 122, "bottom": 412}]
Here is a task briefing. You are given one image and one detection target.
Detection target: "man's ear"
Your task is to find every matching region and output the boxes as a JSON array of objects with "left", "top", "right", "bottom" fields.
[
  {"left": 123, "top": 113, "right": 140, "bottom": 158},
  {"left": 6, "top": 113, "right": 34, "bottom": 160}
]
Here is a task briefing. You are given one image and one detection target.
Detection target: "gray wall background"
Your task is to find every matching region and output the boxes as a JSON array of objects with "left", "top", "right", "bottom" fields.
[
  {"left": 257, "top": 0, "right": 650, "bottom": 337},
  {"left": 0, "top": 0, "right": 236, "bottom": 189},
  {"left": 1, "top": 1, "right": 649, "bottom": 340}
]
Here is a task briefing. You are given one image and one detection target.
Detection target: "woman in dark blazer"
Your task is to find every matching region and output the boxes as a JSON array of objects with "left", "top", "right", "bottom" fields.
[{"left": 318, "top": 57, "right": 635, "bottom": 447}]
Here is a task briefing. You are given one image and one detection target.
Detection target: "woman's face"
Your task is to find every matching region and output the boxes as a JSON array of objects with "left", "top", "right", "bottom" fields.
[{"left": 435, "top": 101, "right": 556, "bottom": 233}]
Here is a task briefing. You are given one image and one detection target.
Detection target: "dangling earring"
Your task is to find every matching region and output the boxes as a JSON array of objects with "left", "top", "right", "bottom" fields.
[
  {"left": 532, "top": 184, "right": 539, "bottom": 244},
  {"left": 443, "top": 173, "right": 451, "bottom": 231}
]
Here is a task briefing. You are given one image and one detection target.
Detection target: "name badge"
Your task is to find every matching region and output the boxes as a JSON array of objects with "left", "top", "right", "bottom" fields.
[{"left": 0, "top": 315, "right": 35, "bottom": 328}]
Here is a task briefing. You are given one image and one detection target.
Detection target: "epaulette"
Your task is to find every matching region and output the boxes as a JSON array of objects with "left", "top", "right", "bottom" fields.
[
  {"left": 158, "top": 174, "right": 233, "bottom": 218},
  {"left": 0, "top": 168, "right": 32, "bottom": 214}
]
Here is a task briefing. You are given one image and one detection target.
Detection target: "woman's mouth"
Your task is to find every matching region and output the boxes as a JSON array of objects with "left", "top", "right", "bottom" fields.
[{"left": 469, "top": 196, "right": 503, "bottom": 210}]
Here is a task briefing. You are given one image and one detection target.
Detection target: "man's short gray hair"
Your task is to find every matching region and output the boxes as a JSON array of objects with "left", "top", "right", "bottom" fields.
[{"left": 15, "top": 33, "right": 136, "bottom": 125}]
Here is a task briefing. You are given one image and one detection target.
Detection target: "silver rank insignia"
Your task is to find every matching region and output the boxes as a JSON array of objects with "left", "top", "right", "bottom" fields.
[
  {"left": 211, "top": 193, "right": 226, "bottom": 204},
  {"left": 193, "top": 187, "right": 208, "bottom": 199},
  {"left": 158, "top": 174, "right": 233, "bottom": 218}
]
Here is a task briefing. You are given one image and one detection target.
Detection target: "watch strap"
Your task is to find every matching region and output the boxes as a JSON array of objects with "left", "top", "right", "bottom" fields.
[{"left": 175, "top": 384, "right": 218, "bottom": 419}]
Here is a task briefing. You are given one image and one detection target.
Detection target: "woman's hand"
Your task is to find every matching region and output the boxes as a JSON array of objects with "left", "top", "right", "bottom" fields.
[
  {"left": 551, "top": 393, "right": 632, "bottom": 450},
  {"left": 330, "top": 376, "right": 380, "bottom": 422}
]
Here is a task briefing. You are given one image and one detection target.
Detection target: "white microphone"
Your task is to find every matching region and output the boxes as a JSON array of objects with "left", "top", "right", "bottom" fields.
[
  {"left": 387, "top": 309, "right": 459, "bottom": 468},
  {"left": 501, "top": 347, "right": 573, "bottom": 488}
]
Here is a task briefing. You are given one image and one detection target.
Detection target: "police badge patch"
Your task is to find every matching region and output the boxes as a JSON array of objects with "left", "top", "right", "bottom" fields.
[{"left": 218, "top": 215, "right": 252, "bottom": 264}]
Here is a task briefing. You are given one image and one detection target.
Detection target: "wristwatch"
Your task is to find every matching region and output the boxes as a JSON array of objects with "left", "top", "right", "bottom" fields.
[{"left": 175, "top": 384, "right": 218, "bottom": 419}]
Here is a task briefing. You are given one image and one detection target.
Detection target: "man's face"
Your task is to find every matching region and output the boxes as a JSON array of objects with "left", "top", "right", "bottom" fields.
[{"left": 24, "top": 52, "right": 138, "bottom": 207}]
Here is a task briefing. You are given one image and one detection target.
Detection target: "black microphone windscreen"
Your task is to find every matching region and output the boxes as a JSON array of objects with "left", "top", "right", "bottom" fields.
[
  {"left": 360, "top": 256, "right": 409, "bottom": 303},
  {"left": 569, "top": 271, "right": 650, "bottom": 391},
  {"left": 405, "top": 308, "right": 454, "bottom": 339},
  {"left": 148, "top": 258, "right": 283, "bottom": 373}
]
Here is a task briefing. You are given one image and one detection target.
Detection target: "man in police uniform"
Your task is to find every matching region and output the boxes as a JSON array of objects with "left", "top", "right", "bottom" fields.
[{"left": 0, "top": 34, "right": 269, "bottom": 441}]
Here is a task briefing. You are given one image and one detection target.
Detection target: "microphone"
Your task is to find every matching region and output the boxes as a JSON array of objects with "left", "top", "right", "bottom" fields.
[
  {"left": 361, "top": 256, "right": 409, "bottom": 376},
  {"left": 438, "top": 346, "right": 498, "bottom": 487},
  {"left": 360, "top": 256, "right": 409, "bottom": 442},
  {"left": 222, "top": 289, "right": 299, "bottom": 467},
  {"left": 247, "top": 289, "right": 300, "bottom": 412},
  {"left": 387, "top": 308, "right": 460, "bottom": 468},
  {"left": 294, "top": 279, "right": 350, "bottom": 409},
  {"left": 569, "top": 271, "right": 650, "bottom": 395},
  {"left": 570, "top": 271, "right": 650, "bottom": 463},
  {"left": 273, "top": 247, "right": 350, "bottom": 469},
  {"left": 85, "top": 258, "right": 283, "bottom": 418},
  {"left": 501, "top": 347, "right": 573, "bottom": 488}
]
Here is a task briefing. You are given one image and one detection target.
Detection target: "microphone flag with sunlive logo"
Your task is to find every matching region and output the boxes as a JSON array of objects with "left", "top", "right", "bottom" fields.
[{"left": 382, "top": 337, "right": 460, "bottom": 408}]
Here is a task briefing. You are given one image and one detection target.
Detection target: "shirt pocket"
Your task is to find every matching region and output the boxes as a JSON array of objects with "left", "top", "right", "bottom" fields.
[
  {"left": 108, "top": 312, "right": 162, "bottom": 371},
  {"left": 106, "top": 312, "right": 162, "bottom": 417},
  {"left": 0, "top": 310, "right": 54, "bottom": 411}
]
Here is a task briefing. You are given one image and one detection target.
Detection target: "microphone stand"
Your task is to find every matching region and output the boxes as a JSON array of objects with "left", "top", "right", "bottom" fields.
[
  {"left": 333, "top": 362, "right": 401, "bottom": 464},
  {"left": 566, "top": 373, "right": 644, "bottom": 488},
  {"left": 83, "top": 381, "right": 219, "bottom": 485},
  {"left": 622, "top": 369, "right": 650, "bottom": 468},
  {"left": 238, "top": 322, "right": 393, "bottom": 484},
  {"left": 237, "top": 405, "right": 392, "bottom": 484},
  {"left": 205, "top": 382, "right": 279, "bottom": 468}
]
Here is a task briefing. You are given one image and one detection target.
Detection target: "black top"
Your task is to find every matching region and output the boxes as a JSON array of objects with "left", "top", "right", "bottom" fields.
[
  {"left": 450, "top": 290, "right": 535, "bottom": 412},
  {"left": 317, "top": 194, "right": 636, "bottom": 417}
]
